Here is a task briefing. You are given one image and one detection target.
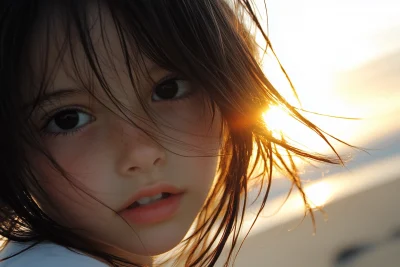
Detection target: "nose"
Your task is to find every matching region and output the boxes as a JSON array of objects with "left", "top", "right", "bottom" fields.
[{"left": 116, "top": 121, "right": 166, "bottom": 176}]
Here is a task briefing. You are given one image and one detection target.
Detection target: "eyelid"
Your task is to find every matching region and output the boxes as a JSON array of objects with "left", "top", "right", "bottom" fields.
[
  {"left": 151, "top": 73, "right": 194, "bottom": 102},
  {"left": 153, "top": 73, "right": 183, "bottom": 87},
  {"left": 40, "top": 105, "right": 93, "bottom": 128}
]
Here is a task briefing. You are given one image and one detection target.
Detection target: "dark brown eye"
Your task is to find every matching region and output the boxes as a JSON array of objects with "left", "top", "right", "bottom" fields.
[
  {"left": 44, "top": 109, "right": 93, "bottom": 134},
  {"left": 152, "top": 79, "right": 192, "bottom": 101},
  {"left": 54, "top": 110, "right": 79, "bottom": 130}
]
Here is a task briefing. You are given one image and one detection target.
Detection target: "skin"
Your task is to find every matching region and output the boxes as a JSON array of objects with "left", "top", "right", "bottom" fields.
[{"left": 27, "top": 6, "right": 222, "bottom": 266}]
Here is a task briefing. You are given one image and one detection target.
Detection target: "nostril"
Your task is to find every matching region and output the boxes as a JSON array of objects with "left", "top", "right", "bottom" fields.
[
  {"left": 128, "top": 166, "right": 140, "bottom": 172},
  {"left": 153, "top": 158, "right": 162, "bottom": 166}
]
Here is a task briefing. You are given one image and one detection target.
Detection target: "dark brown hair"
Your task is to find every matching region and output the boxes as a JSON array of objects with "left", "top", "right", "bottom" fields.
[{"left": 0, "top": 0, "right": 344, "bottom": 266}]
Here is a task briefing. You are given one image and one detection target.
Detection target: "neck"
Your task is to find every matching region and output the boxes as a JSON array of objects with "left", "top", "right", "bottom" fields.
[
  {"left": 75, "top": 237, "right": 154, "bottom": 266},
  {"left": 95, "top": 243, "right": 154, "bottom": 266}
]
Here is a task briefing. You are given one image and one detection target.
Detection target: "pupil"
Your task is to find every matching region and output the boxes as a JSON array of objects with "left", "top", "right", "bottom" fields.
[
  {"left": 156, "top": 81, "right": 178, "bottom": 99},
  {"left": 54, "top": 110, "right": 79, "bottom": 130}
]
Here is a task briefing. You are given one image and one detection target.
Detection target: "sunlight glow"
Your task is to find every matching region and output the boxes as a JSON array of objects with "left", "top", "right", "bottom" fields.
[
  {"left": 262, "top": 106, "right": 287, "bottom": 139},
  {"left": 262, "top": 104, "right": 331, "bottom": 153},
  {"left": 259, "top": 49, "right": 357, "bottom": 153},
  {"left": 304, "top": 181, "right": 333, "bottom": 208},
  {"left": 254, "top": 0, "right": 400, "bottom": 150}
]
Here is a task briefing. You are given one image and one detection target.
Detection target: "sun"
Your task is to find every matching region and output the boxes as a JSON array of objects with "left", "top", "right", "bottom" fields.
[
  {"left": 262, "top": 105, "right": 318, "bottom": 149},
  {"left": 305, "top": 181, "right": 333, "bottom": 208},
  {"left": 262, "top": 105, "right": 291, "bottom": 139}
]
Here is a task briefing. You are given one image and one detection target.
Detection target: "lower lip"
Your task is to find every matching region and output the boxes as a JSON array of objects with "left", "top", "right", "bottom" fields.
[{"left": 120, "top": 193, "right": 184, "bottom": 225}]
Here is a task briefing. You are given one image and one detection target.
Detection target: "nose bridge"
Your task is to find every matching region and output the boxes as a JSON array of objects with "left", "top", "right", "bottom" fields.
[{"left": 117, "top": 118, "right": 165, "bottom": 174}]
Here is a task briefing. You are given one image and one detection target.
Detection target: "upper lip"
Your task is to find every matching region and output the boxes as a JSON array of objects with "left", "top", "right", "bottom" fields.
[{"left": 118, "top": 183, "right": 185, "bottom": 212}]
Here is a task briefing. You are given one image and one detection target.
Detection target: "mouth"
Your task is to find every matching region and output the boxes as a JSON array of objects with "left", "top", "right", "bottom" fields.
[
  {"left": 127, "top": 192, "right": 174, "bottom": 209},
  {"left": 119, "top": 184, "right": 185, "bottom": 225}
]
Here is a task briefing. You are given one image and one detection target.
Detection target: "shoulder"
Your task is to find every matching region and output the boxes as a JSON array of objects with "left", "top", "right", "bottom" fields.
[{"left": 0, "top": 241, "right": 109, "bottom": 267}]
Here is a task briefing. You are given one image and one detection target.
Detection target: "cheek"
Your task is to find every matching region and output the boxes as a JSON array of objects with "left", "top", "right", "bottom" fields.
[
  {"left": 42, "top": 126, "right": 103, "bottom": 169},
  {"left": 172, "top": 154, "right": 220, "bottom": 206},
  {"left": 156, "top": 93, "right": 218, "bottom": 131},
  {"left": 31, "top": 157, "right": 96, "bottom": 220},
  {"left": 165, "top": 102, "right": 222, "bottom": 197},
  {"left": 158, "top": 100, "right": 222, "bottom": 156},
  {"left": 29, "top": 145, "right": 115, "bottom": 230},
  {"left": 193, "top": 158, "right": 219, "bottom": 200},
  {"left": 36, "top": 125, "right": 116, "bottom": 193}
]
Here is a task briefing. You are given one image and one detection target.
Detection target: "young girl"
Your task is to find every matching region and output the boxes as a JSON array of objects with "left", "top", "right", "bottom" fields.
[{"left": 0, "top": 0, "right": 343, "bottom": 266}]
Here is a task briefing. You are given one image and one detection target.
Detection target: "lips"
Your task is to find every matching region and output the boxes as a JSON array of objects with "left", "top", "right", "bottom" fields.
[
  {"left": 128, "top": 192, "right": 172, "bottom": 209},
  {"left": 118, "top": 183, "right": 185, "bottom": 225},
  {"left": 119, "top": 183, "right": 184, "bottom": 212}
]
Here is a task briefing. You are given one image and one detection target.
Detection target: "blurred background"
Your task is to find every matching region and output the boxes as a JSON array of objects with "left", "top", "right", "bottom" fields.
[{"left": 217, "top": 0, "right": 400, "bottom": 266}]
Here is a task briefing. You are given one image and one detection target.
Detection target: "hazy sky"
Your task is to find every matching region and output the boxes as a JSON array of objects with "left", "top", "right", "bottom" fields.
[{"left": 256, "top": 0, "right": 400, "bottom": 150}]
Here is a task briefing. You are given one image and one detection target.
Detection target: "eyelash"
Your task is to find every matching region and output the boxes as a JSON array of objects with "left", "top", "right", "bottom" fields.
[
  {"left": 151, "top": 74, "right": 195, "bottom": 103},
  {"left": 39, "top": 75, "right": 195, "bottom": 138},
  {"left": 41, "top": 127, "right": 85, "bottom": 138},
  {"left": 40, "top": 106, "right": 93, "bottom": 138}
]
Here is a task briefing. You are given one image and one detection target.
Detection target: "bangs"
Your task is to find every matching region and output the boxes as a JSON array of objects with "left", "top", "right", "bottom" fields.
[{"left": 23, "top": 0, "right": 251, "bottom": 154}]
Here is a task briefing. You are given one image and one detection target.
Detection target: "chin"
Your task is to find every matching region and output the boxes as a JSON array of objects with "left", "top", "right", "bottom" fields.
[{"left": 120, "top": 222, "right": 191, "bottom": 256}]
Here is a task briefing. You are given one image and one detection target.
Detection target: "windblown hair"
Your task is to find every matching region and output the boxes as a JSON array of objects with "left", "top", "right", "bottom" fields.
[{"left": 0, "top": 0, "right": 343, "bottom": 266}]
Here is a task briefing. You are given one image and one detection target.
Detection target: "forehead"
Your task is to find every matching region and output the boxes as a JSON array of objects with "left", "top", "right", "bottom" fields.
[{"left": 25, "top": 3, "right": 154, "bottom": 97}]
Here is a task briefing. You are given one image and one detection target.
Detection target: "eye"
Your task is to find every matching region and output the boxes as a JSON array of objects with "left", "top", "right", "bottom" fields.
[
  {"left": 152, "top": 78, "right": 192, "bottom": 102},
  {"left": 43, "top": 109, "right": 93, "bottom": 135}
]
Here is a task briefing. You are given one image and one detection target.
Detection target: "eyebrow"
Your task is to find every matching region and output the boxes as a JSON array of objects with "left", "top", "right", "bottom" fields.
[
  {"left": 24, "top": 88, "right": 87, "bottom": 110},
  {"left": 24, "top": 63, "right": 164, "bottom": 110}
]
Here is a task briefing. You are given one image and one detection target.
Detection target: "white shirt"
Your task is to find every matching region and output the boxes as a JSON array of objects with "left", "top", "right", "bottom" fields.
[{"left": 0, "top": 241, "right": 109, "bottom": 267}]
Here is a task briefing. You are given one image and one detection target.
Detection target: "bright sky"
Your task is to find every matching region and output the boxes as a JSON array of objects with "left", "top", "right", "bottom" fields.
[{"left": 257, "top": 0, "right": 400, "bottom": 153}]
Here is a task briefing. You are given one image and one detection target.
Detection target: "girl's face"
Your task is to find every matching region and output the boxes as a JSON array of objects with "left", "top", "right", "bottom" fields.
[{"left": 27, "top": 9, "right": 222, "bottom": 262}]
